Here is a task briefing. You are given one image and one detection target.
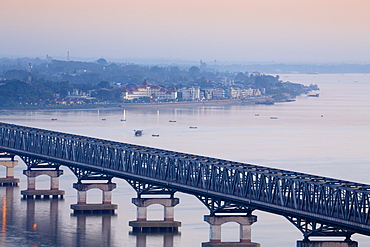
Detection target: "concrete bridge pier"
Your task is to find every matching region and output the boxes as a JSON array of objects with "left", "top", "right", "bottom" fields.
[
  {"left": 70, "top": 182, "right": 117, "bottom": 214},
  {"left": 0, "top": 158, "right": 20, "bottom": 186},
  {"left": 202, "top": 215, "right": 260, "bottom": 247},
  {"left": 297, "top": 240, "right": 358, "bottom": 247},
  {"left": 21, "top": 169, "right": 65, "bottom": 199},
  {"left": 129, "top": 197, "right": 181, "bottom": 232}
]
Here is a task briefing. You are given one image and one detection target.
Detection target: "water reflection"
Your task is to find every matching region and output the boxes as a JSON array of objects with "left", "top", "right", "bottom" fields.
[
  {"left": 1, "top": 186, "right": 64, "bottom": 247},
  {"left": 130, "top": 231, "right": 180, "bottom": 247},
  {"left": 25, "top": 198, "right": 60, "bottom": 246},
  {"left": 1, "top": 187, "right": 15, "bottom": 247},
  {"left": 74, "top": 214, "right": 113, "bottom": 247}
]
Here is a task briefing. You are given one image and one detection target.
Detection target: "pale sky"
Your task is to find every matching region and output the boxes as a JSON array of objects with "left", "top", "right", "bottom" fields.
[{"left": 1, "top": 0, "right": 370, "bottom": 63}]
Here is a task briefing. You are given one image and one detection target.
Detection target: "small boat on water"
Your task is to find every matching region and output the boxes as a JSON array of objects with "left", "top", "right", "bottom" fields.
[
  {"left": 270, "top": 117, "right": 278, "bottom": 119},
  {"left": 134, "top": 130, "right": 143, "bottom": 136},
  {"left": 152, "top": 134, "right": 159, "bottom": 137},
  {"left": 169, "top": 120, "right": 177, "bottom": 122},
  {"left": 102, "top": 118, "right": 106, "bottom": 121},
  {"left": 189, "top": 126, "right": 197, "bottom": 129},
  {"left": 120, "top": 119, "right": 126, "bottom": 121},
  {"left": 51, "top": 118, "right": 57, "bottom": 121},
  {"left": 307, "top": 93, "right": 319, "bottom": 97}
]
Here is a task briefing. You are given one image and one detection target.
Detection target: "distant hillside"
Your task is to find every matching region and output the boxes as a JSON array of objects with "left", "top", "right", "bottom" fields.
[{"left": 1, "top": 57, "right": 370, "bottom": 75}]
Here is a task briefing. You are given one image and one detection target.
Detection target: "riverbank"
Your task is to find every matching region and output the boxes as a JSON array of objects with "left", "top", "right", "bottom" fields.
[{"left": 0, "top": 98, "right": 274, "bottom": 111}]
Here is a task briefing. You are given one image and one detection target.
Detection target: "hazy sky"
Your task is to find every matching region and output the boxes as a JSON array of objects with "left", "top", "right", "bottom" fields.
[{"left": 1, "top": 0, "right": 370, "bottom": 63}]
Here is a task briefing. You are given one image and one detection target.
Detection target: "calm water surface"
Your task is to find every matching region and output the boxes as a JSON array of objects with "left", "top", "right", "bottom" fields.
[{"left": 0, "top": 74, "right": 370, "bottom": 247}]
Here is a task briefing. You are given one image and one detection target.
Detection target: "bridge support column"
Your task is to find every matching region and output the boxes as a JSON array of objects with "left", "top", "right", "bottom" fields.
[
  {"left": 21, "top": 169, "right": 65, "bottom": 199},
  {"left": 202, "top": 215, "right": 260, "bottom": 247},
  {"left": 70, "top": 182, "right": 117, "bottom": 214},
  {"left": 0, "top": 157, "right": 20, "bottom": 186},
  {"left": 129, "top": 197, "right": 181, "bottom": 232},
  {"left": 297, "top": 240, "right": 358, "bottom": 247}
]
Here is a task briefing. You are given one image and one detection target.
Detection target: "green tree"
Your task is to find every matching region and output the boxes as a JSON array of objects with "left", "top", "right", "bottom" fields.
[
  {"left": 97, "top": 81, "right": 111, "bottom": 89},
  {"left": 189, "top": 66, "right": 200, "bottom": 77},
  {"left": 96, "top": 58, "right": 108, "bottom": 66},
  {"left": 95, "top": 89, "right": 113, "bottom": 101}
]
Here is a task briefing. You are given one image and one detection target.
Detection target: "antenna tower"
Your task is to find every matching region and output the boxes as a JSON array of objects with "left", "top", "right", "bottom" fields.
[
  {"left": 46, "top": 54, "right": 49, "bottom": 70},
  {"left": 27, "top": 62, "right": 32, "bottom": 83}
]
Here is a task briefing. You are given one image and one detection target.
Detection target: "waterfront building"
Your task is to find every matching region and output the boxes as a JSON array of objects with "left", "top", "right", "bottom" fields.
[
  {"left": 228, "top": 87, "right": 242, "bottom": 98},
  {"left": 211, "top": 88, "right": 226, "bottom": 99},
  {"left": 180, "top": 87, "right": 201, "bottom": 101},
  {"left": 228, "top": 87, "right": 262, "bottom": 99},
  {"left": 123, "top": 80, "right": 177, "bottom": 101}
]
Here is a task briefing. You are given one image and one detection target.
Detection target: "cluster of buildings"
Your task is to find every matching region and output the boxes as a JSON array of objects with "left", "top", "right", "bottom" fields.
[
  {"left": 52, "top": 80, "right": 264, "bottom": 105},
  {"left": 122, "top": 80, "right": 264, "bottom": 102}
]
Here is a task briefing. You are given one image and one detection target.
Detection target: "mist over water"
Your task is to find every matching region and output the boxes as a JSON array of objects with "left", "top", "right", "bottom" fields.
[{"left": 1, "top": 74, "right": 370, "bottom": 246}]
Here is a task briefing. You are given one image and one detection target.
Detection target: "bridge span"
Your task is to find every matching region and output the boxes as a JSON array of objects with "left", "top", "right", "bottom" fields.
[{"left": 0, "top": 121, "right": 369, "bottom": 245}]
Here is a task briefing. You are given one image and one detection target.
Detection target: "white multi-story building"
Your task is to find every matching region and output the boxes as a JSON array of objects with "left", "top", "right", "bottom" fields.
[
  {"left": 241, "top": 88, "right": 262, "bottom": 97},
  {"left": 228, "top": 87, "right": 242, "bottom": 98},
  {"left": 201, "top": 89, "right": 212, "bottom": 100},
  {"left": 181, "top": 87, "right": 201, "bottom": 101},
  {"left": 228, "top": 87, "right": 262, "bottom": 99},
  {"left": 124, "top": 80, "right": 177, "bottom": 101},
  {"left": 211, "top": 88, "right": 225, "bottom": 99}
]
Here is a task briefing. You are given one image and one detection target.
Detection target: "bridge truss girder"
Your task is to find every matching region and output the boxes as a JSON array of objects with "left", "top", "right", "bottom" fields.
[
  {"left": 196, "top": 194, "right": 255, "bottom": 215},
  {"left": 285, "top": 214, "right": 355, "bottom": 240},
  {"left": 67, "top": 166, "right": 113, "bottom": 182},
  {"left": 4, "top": 149, "right": 112, "bottom": 182},
  {"left": 17, "top": 154, "right": 61, "bottom": 169},
  {"left": 126, "top": 178, "right": 176, "bottom": 197}
]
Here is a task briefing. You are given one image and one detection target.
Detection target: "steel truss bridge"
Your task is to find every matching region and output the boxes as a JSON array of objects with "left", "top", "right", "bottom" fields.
[{"left": 1, "top": 122, "right": 370, "bottom": 240}]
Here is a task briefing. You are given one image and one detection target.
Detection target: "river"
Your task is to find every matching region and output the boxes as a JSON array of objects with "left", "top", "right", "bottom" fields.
[{"left": 0, "top": 73, "right": 370, "bottom": 247}]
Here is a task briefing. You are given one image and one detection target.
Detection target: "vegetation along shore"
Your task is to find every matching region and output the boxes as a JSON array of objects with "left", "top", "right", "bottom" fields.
[{"left": 0, "top": 58, "right": 318, "bottom": 110}]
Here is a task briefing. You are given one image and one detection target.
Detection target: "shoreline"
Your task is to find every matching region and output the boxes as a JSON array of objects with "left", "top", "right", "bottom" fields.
[{"left": 0, "top": 98, "right": 273, "bottom": 111}]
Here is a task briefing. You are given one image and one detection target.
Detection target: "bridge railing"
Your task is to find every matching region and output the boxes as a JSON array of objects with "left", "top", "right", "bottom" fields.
[{"left": 1, "top": 122, "right": 370, "bottom": 234}]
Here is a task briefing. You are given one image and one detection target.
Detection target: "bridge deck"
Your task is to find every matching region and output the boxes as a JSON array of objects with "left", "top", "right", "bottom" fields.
[{"left": 1, "top": 122, "right": 370, "bottom": 236}]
